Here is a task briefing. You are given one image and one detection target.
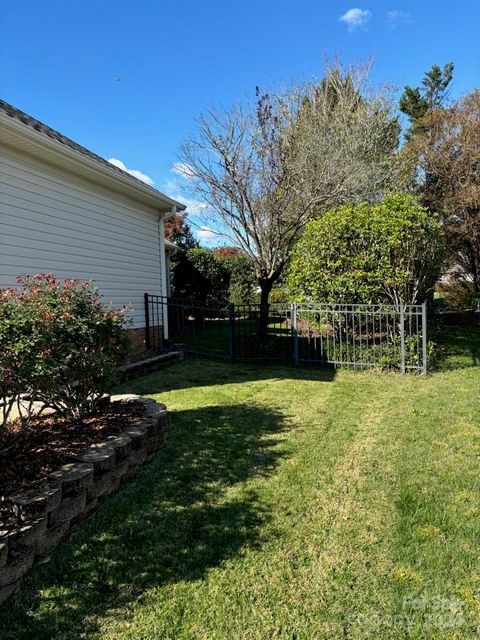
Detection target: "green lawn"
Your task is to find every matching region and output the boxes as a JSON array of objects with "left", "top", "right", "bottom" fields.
[
  {"left": 1, "top": 326, "right": 479, "bottom": 639},
  {"left": 173, "top": 316, "right": 292, "bottom": 360}
]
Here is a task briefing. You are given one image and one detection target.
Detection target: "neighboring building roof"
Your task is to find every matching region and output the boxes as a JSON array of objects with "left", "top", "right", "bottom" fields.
[{"left": 0, "top": 99, "right": 185, "bottom": 213}]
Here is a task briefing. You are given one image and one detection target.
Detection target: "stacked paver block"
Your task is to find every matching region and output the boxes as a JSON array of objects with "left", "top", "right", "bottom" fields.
[{"left": 0, "top": 395, "right": 169, "bottom": 603}]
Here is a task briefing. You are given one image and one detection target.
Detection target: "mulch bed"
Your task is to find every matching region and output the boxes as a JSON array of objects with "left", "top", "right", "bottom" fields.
[{"left": 0, "top": 401, "right": 145, "bottom": 528}]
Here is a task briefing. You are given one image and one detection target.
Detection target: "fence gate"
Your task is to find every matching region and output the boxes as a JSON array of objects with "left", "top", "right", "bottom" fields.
[{"left": 145, "top": 295, "right": 428, "bottom": 374}]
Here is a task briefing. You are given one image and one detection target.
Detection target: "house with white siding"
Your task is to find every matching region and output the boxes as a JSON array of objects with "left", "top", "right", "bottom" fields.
[{"left": 0, "top": 100, "right": 185, "bottom": 350}]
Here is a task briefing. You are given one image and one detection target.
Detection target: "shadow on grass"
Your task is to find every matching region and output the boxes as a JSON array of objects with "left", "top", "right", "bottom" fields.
[
  {"left": 116, "top": 357, "right": 336, "bottom": 397},
  {"left": 432, "top": 325, "right": 480, "bottom": 371},
  {"left": 0, "top": 402, "right": 288, "bottom": 639}
]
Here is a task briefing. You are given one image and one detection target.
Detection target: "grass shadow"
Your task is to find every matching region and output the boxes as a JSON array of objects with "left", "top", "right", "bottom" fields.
[
  {"left": 0, "top": 402, "right": 288, "bottom": 639},
  {"left": 115, "top": 357, "right": 336, "bottom": 397},
  {"left": 432, "top": 324, "right": 480, "bottom": 371}
]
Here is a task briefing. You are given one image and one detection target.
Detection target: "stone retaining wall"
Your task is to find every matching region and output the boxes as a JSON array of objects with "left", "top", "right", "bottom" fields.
[
  {"left": 0, "top": 395, "right": 169, "bottom": 604},
  {"left": 120, "top": 351, "right": 183, "bottom": 381}
]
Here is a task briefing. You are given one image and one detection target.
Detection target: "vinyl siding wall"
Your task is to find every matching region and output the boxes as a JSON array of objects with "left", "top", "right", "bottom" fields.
[{"left": 0, "top": 144, "right": 164, "bottom": 327}]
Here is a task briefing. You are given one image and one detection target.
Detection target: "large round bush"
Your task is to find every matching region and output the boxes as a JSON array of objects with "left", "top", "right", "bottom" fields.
[{"left": 288, "top": 194, "right": 444, "bottom": 305}]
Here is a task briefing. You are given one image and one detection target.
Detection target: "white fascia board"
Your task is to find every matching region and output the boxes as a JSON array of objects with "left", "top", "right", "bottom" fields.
[{"left": 0, "top": 112, "right": 186, "bottom": 213}]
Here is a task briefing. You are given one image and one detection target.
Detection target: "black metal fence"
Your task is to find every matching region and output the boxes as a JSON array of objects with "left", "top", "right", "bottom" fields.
[{"left": 145, "top": 295, "right": 428, "bottom": 374}]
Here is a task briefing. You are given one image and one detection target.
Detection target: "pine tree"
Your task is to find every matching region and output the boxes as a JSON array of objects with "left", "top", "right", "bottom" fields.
[{"left": 400, "top": 62, "right": 454, "bottom": 140}]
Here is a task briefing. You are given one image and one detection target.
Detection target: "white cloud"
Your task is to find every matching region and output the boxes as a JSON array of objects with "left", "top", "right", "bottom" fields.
[
  {"left": 165, "top": 186, "right": 208, "bottom": 216},
  {"left": 164, "top": 166, "right": 208, "bottom": 216},
  {"left": 197, "top": 226, "right": 217, "bottom": 243},
  {"left": 386, "top": 9, "right": 411, "bottom": 28},
  {"left": 164, "top": 166, "right": 224, "bottom": 244},
  {"left": 108, "top": 158, "right": 155, "bottom": 186},
  {"left": 174, "top": 195, "right": 209, "bottom": 216},
  {"left": 339, "top": 8, "right": 371, "bottom": 31},
  {"left": 172, "top": 162, "right": 195, "bottom": 180}
]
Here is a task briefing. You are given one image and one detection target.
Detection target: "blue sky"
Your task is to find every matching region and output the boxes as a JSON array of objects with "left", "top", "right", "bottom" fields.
[{"left": 1, "top": 0, "right": 479, "bottom": 241}]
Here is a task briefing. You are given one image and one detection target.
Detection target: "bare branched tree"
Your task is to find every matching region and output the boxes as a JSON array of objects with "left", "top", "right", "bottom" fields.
[{"left": 178, "top": 62, "right": 399, "bottom": 334}]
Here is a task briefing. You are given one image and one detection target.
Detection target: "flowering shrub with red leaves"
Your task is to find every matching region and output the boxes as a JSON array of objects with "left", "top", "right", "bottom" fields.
[{"left": 0, "top": 274, "right": 131, "bottom": 428}]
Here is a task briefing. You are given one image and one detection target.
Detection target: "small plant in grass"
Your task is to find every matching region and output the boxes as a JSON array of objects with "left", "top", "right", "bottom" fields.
[{"left": 0, "top": 274, "right": 131, "bottom": 430}]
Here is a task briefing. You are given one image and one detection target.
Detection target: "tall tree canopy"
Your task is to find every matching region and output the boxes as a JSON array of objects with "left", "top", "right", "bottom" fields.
[
  {"left": 290, "top": 65, "right": 400, "bottom": 207},
  {"left": 400, "top": 62, "right": 454, "bottom": 140},
  {"left": 411, "top": 90, "right": 480, "bottom": 296},
  {"left": 178, "top": 63, "right": 399, "bottom": 332}
]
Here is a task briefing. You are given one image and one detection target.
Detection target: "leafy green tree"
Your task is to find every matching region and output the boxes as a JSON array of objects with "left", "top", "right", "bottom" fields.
[
  {"left": 400, "top": 66, "right": 479, "bottom": 304},
  {"left": 165, "top": 213, "right": 200, "bottom": 299},
  {"left": 400, "top": 62, "right": 454, "bottom": 140},
  {"left": 288, "top": 194, "right": 445, "bottom": 305},
  {"left": 294, "top": 65, "right": 400, "bottom": 189}
]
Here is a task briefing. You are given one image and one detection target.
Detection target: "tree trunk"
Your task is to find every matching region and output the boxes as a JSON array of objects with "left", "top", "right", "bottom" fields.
[
  {"left": 471, "top": 252, "right": 480, "bottom": 296},
  {"left": 258, "top": 279, "right": 273, "bottom": 339}
]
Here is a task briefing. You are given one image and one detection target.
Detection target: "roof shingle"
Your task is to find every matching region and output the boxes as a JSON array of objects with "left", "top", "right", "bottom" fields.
[{"left": 0, "top": 99, "right": 184, "bottom": 208}]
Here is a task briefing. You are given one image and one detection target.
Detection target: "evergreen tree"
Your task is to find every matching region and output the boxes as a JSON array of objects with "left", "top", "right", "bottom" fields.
[{"left": 400, "top": 62, "right": 454, "bottom": 140}]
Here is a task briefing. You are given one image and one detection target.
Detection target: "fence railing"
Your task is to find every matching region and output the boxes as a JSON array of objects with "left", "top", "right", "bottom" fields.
[{"left": 145, "top": 295, "right": 428, "bottom": 374}]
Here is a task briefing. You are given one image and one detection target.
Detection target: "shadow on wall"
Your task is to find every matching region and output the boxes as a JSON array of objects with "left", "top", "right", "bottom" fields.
[{"left": 0, "top": 402, "right": 289, "bottom": 639}]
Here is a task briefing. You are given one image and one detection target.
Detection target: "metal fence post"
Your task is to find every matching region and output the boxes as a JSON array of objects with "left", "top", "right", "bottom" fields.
[
  {"left": 228, "top": 303, "right": 236, "bottom": 363},
  {"left": 291, "top": 302, "right": 299, "bottom": 365},
  {"left": 144, "top": 293, "right": 151, "bottom": 351},
  {"left": 400, "top": 304, "right": 406, "bottom": 375},
  {"left": 162, "top": 297, "right": 169, "bottom": 342},
  {"left": 422, "top": 301, "right": 428, "bottom": 375}
]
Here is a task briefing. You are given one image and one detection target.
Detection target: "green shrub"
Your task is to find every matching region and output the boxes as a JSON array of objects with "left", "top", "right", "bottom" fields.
[
  {"left": 0, "top": 274, "right": 130, "bottom": 428},
  {"left": 221, "top": 251, "right": 258, "bottom": 305},
  {"left": 313, "top": 333, "right": 434, "bottom": 371},
  {"left": 171, "top": 247, "right": 257, "bottom": 304},
  {"left": 268, "top": 287, "right": 290, "bottom": 304},
  {"left": 171, "top": 248, "right": 230, "bottom": 302},
  {"left": 288, "top": 193, "right": 445, "bottom": 305}
]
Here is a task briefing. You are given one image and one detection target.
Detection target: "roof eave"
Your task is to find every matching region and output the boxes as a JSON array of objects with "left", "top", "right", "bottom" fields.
[
  {"left": 0, "top": 111, "right": 186, "bottom": 212},
  {"left": 164, "top": 239, "right": 182, "bottom": 254}
]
